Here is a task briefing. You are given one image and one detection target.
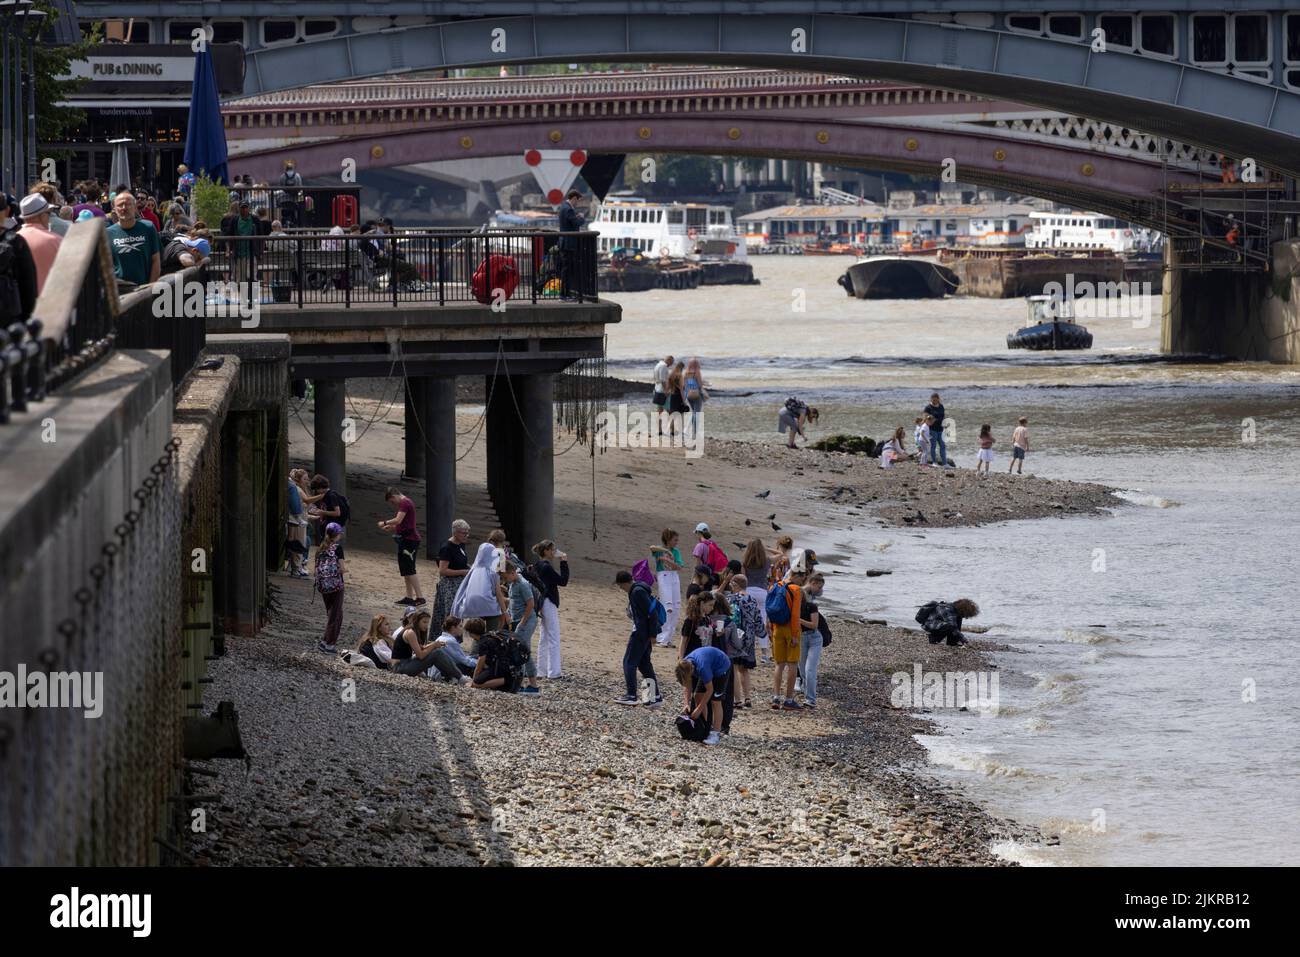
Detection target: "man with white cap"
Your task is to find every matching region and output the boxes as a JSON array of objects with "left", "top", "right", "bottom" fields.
[{"left": 18, "top": 194, "right": 62, "bottom": 296}]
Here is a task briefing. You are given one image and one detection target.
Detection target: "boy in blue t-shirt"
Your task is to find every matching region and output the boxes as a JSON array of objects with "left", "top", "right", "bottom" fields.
[{"left": 675, "top": 645, "right": 731, "bottom": 745}]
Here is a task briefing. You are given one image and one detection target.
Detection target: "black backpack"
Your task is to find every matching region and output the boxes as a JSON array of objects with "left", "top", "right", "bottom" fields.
[
  {"left": 486, "top": 631, "right": 527, "bottom": 693},
  {"left": 522, "top": 563, "right": 548, "bottom": 605},
  {"left": 675, "top": 711, "right": 711, "bottom": 742},
  {"left": 0, "top": 228, "right": 25, "bottom": 322},
  {"left": 332, "top": 492, "right": 351, "bottom": 526}
]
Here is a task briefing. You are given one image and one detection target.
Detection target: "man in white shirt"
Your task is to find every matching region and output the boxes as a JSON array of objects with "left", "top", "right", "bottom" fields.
[{"left": 652, "top": 353, "right": 673, "bottom": 436}]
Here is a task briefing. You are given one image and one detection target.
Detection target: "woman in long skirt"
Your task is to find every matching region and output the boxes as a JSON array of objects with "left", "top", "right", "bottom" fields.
[{"left": 433, "top": 519, "right": 471, "bottom": 626}]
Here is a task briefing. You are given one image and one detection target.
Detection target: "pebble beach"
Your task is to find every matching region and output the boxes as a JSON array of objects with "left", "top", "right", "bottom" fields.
[{"left": 187, "top": 392, "right": 1115, "bottom": 866}]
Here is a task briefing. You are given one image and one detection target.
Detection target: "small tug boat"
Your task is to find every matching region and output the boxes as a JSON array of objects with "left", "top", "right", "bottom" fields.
[{"left": 1007, "top": 295, "right": 1094, "bottom": 350}]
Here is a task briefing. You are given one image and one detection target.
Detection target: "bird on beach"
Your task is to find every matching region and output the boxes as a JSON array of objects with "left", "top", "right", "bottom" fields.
[
  {"left": 766, "top": 513, "right": 776, "bottom": 520},
  {"left": 744, "top": 519, "right": 752, "bottom": 526},
  {"left": 770, "top": 521, "right": 782, "bottom": 531},
  {"left": 756, "top": 490, "right": 771, "bottom": 499}
]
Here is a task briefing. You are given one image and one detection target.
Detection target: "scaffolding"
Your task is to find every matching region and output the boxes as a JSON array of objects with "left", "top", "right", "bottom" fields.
[{"left": 1159, "top": 148, "right": 1293, "bottom": 272}]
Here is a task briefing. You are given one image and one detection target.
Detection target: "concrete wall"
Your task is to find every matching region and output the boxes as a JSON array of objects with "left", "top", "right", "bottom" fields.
[
  {"left": 0, "top": 351, "right": 178, "bottom": 865},
  {"left": 1162, "top": 240, "right": 1300, "bottom": 362}
]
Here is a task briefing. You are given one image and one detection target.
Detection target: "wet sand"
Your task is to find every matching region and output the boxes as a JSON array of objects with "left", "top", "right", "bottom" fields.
[{"left": 187, "top": 395, "right": 1109, "bottom": 866}]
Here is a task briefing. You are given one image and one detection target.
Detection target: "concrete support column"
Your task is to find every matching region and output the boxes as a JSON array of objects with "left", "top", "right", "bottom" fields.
[
  {"left": 516, "top": 373, "right": 554, "bottom": 554},
  {"left": 1161, "top": 243, "right": 1280, "bottom": 359},
  {"left": 265, "top": 400, "right": 287, "bottom": 572},
  {"left": 312, "top": 378, "right": 347, "bottom": 497},
  {"left": 485, "top": 373, "right": 520, "bottom": 542},
  {"left": 404, "top": 377, "right": 426, "bottom": 480},
  {"left": 220, "top": 410, "right": 267, "bottom": 637},
  {"left": 423, "top": 376, "right": 457, "bottom": 559}
]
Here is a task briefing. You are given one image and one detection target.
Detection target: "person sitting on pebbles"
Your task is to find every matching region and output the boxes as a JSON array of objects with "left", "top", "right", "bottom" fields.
[{"left": 914, "top": 599, "right": 980, "bottom": 646}]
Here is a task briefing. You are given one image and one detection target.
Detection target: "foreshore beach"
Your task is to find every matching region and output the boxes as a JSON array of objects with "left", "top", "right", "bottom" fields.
[{"left": 188, "top": 389, "right": 1121, "bottom": 866}]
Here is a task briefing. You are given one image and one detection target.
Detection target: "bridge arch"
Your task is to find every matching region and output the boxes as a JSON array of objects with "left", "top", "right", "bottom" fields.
[
  {"left": 238, "top": 14, "right": 1300, "bottom": 178},
  {"left": 234, "top": 116, "right": 1186, "bottom": 232}
]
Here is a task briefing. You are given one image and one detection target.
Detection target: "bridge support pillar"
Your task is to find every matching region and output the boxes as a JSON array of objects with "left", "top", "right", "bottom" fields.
[
  {"left": 220, "top": 410, "right": 268, "bottom": 637},
  {"left": 1162, "top": 241, "right": 1300, "bottom": 362},
  {"left": 404, "top": 377, "right": 426, "bottom": 480},
  {"left": 312, "top": 378, "right": 347, "bottom": 497},
  {"left": 485, "top": 373, "right": 519, "bottom": 544},
  {"left": 516, "top": 373, "right": 555, "bottom": 554},
  {"left": 423, "top": 376, "right": 457, "bottom": 559}
]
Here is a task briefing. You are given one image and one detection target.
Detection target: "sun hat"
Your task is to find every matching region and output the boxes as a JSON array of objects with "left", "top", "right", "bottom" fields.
[{"left": 19, "top": 194, "right": 50, "bottom": 219}]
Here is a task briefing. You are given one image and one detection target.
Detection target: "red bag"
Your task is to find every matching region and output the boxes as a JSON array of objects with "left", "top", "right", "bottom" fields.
[{"left": 471, "top": 255, "right": 520, "bottom": 305}]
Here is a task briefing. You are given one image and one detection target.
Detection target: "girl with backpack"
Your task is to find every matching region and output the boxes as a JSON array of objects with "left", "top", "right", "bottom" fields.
[
  {"left": 531, "top": 540, "right": 570, "bottom": 680},
  {"left": 649, "top": 528, "right": 683, "bottom": 648},
  {"left": 502, "top": 562, "right": 540, "bottom": 693},
  {"left": 683, "top": 357, "right": 708, "bottom": 441},
  {"left": 726, "top": 575, "right": 762, "bottom": 709},
  {"left": 313, "top": 523, "right": 347, "bottom": 653},
  {"left": 691, "top": 523, "right": 728, "bottom": 577}
]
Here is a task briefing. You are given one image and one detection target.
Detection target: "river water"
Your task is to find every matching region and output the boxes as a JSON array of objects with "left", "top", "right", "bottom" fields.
[{"left": 602, "top": 256, "right": 1300, "bottom": 866}]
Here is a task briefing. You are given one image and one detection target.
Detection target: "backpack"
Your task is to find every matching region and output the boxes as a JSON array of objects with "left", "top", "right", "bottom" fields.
[
  {"left": 675, "top": 711, "right": 711, "bottom": 742},
  {"left": 766, "top": 581, "right": 795, "bottom": 625},
  {"left": 631, "top": 559, "right": 655, "bottom": 587},
  {"left": 0, "top": 228, "right": 25, "bottom": 323},
  {"left": 732, "top": 594, "right": 762, "bottom": 663},
  {"left": 488, "top": 631, "right": 528, "bottom": 693},
  {"left": 333, "top": 492, "right": 352, "bottom": 526},
  {"left": 685, "top": 376, "right": 702, "bottom": 401},
  {"left": 522, "top": 563, "right": 548, "bottom": 606},
  {"left": 702, "top": 539, "right": 728, "bottom": 575},
  {"left": 647, "top": 596, "right": 668, "bottom": 630},
  {"left": 314, "top": 544, "right": 343, "bottom": 594}
]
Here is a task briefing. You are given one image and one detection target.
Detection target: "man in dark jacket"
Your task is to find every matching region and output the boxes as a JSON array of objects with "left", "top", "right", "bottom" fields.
[
  {"left": 615, "top": 571, "right": 662, "bottom": 706},
  {"left": 1, "top": 193, "right": 39, "bottom": 325},
  {"left": 557, "top": 188, "right": 587, "bottom": 298}
]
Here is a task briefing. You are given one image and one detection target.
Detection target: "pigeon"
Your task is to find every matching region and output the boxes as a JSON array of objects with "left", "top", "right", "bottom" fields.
[
  {"left": 744, "top": 519, "right": 752, "bottom": 526},
  {"left": 766, "top": 513, "right": 776, "bottom": 520},
  {"left": 770, "top": 521, "right": 781, "bottom": 531},
  {"left": 732, "top": 542, "right": 747, "bottom": 550},
  {"left": 756, "top": 490, "right": 771, "bottom": 499}
]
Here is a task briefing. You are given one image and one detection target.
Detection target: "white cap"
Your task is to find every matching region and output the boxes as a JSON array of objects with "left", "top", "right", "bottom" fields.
[{"left": 694, "top": 522, "right": 710, "bottom": 534}]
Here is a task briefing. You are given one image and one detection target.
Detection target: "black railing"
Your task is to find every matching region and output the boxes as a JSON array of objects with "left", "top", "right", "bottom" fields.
[
  {"left": 228, "top": 186, "right": 363, "bottom": 230},
  {"left": 1, "top": 220, "right": 206, "bottom": 427},
  {"left": 201, "top": 229, "right": 599, "bottom": 306}
]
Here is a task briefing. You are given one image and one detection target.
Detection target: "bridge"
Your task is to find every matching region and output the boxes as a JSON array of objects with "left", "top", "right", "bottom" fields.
[
  {"left": 224, "top": 69, "right": 1225, "bottom": 237},
  {"left": 77, "top": 2, "right": 1300, "bottom": 181}
]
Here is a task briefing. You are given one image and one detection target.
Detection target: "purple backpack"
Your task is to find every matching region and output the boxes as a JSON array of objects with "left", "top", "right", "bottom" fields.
[
  {"left": 315, "top": 543, "right": 344, "bottom": 594},
  {"left": 631, "top": 559, "right": 655, "bottom": 587}
]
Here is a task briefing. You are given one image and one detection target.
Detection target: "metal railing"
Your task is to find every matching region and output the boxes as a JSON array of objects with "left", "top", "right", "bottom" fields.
[
  {"left": 229, "top": 68, "right": 885, "bottom": 108},
  {"left": 203, "top": 228, "right": 599, "bottom": 307},
  {"left": 227, "top": 185, "right": 362, "bottom": 231},
  {"left": 1, "top": 219, "right": 205, "bottom": 426}
]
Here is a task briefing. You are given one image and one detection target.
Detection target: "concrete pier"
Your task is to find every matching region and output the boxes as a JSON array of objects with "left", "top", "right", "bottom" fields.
[
  {"left": 403, "top": 378, "right": 426, "bottom": 480},
  {"left": 312, "top": 378, "right": 347, "bottom": 496},
  {"left": 423, "top": 377, "right": 457, "bottom": 557},
  {"left": 1162, "top": 240, "right": 1300, "bottom": 362}
]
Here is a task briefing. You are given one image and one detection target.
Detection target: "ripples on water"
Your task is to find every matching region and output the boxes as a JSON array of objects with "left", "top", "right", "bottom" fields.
[{"left": 607, "top": 256, "right": 1300, "bottom": 866}]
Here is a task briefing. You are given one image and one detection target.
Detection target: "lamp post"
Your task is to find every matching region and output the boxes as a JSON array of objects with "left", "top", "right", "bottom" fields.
[
  {"left": 20, "top": 4, "right": 45, "bottom": 187},
  {"left": 1, "top": 0, "right": 16, "bottom": 191}
]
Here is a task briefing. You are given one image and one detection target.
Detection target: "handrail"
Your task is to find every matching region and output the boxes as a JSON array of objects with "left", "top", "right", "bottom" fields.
[{"left": 227, "top": 68, "right": 889, "bottom": 109}]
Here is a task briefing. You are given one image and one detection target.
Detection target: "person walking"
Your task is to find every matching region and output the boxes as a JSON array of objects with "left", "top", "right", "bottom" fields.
[
  {"left": 683, "top": 357, "right": 708, "bottom": 442},
  {"left": 1010, "top": 417, "right": 1030, "bottom": 474},
  {"left": 433, "top": 519, "right": 472, "bottom": 625},
  {"left": 17, "top": 194, "right": 61, "bottom": 296},
  {"left": 531, "top": 540, "right": 570, "bottom": 679},
  {"left": 614, "top": 570, "right": 662, "bottom": 706},
  {"left": 378, "top": 487, "right": 425, "bottom": 607},
  {"left": 106, "top": 192, "right": 161, "bottom": 286},
  {"left": 924, "top": 392, "right": 947, "bottom": 467},
  {"left": 314, "top": 522, "right": 347, "bottom": 653},
  {"left": 651, "top": 353, "right": 674, "bottom": 435},
  {"left": 665, "top": 361, "right": 687, "bottom": 438}
]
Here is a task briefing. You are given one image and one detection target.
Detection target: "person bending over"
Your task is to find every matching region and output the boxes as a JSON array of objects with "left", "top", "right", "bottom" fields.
[
  {"left": 915, "top": 599, "right": 980, "bottom": 646},
  {"left": 676, "top": 646, "right": 732, "bottom": 746}
]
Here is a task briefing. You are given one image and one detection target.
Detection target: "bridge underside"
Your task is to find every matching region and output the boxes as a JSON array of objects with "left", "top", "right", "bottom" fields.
[
  {"left": 240, "top": 14, "right": 1300, "bottom": 179},
  {"left": 236, "top": 117, "right": 1186, "bottom": 233}
]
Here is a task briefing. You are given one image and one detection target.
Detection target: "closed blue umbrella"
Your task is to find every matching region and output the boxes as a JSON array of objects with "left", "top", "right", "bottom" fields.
[{"left": 183, "top": 46, "right": 228, "bottom": 185}]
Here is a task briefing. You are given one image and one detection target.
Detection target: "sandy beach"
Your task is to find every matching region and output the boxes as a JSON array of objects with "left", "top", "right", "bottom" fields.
[{"left": 187, "top": 389, "right": 1117, "bottom": 866}]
